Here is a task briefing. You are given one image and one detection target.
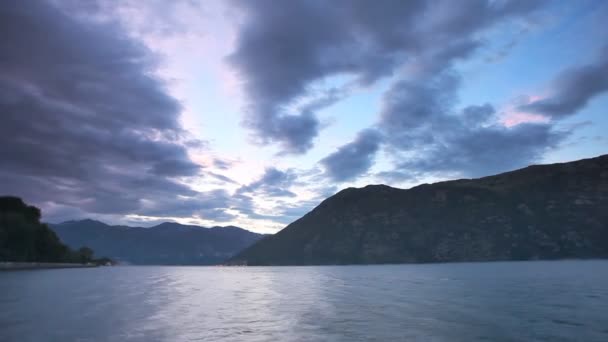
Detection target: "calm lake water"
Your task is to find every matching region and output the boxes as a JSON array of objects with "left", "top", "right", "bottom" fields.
[{"left": 1, "top": 261, "right": 607, "bottom": 342}]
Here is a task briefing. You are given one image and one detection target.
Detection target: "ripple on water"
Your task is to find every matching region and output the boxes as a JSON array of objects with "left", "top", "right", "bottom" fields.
[{"left": 0, "top": 261, "right": 606, "bottom": 342}]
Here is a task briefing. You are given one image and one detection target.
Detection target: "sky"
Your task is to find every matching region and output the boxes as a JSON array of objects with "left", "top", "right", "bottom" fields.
[{"left": 1, "top": 0, "right": 607, "bottom": 233}]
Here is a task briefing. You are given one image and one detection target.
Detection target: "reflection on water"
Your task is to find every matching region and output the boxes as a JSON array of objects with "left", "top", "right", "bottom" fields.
[{"left": 1, "top": 260, "right": 607, "bottom": 341}]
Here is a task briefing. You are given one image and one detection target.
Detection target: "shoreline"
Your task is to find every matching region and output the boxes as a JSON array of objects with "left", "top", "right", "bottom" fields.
[{"left": 0, "top": 262, "right": 98, "bottom": 271}]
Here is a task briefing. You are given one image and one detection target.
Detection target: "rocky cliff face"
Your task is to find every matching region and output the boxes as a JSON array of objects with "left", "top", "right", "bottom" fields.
[{"left": 231, "top": 155, "right": 608, "bottom": 265}]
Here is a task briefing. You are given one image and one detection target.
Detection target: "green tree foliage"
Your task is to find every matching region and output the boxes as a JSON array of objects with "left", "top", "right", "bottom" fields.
[{"left": 0, "top": 196, "right": 101, "bottom": 263}]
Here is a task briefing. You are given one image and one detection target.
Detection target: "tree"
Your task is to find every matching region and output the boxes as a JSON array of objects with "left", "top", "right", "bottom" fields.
[
  {"left": 77, "top": 246, "right": 94, "bottom": 263},
  {"left": 0, "top": 196, "right": 109, "bottom": 264}
]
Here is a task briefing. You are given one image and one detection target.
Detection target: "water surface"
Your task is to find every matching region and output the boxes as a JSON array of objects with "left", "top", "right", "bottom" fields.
[{"left": 1, "top": 260, "right": 607, "bottom": 341}]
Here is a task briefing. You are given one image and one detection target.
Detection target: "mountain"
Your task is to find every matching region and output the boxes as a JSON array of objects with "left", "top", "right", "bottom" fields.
[
  {"left": 231, "top": 154, "right": 608, "bottom": 265},
  {"left": 50, "top": 220, "right": 264, "bottom": 265}
]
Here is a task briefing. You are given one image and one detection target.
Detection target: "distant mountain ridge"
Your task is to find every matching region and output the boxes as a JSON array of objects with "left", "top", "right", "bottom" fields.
[
  {"left": 231, "top": 154, "right": 608, "bottom": 265},
  {"left": 50, "top": 220, "right": 264, "bottom": 265}
]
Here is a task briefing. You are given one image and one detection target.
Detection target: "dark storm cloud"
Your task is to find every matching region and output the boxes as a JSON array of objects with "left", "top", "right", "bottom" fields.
[
  {"left": 230, "top": 0, "right": 568, "bottom": 182},
  {"left": 461, "top": 104, "right": 496, "bottom": 127},
  {"left": 274, "top": 185, "right": 338, "bottom": 224},
  {"left": 322, "top": 67, "right": 565, "bottom": 183},
  {"left": 519, "top": 47, "right": 608, "bottom": 118},
  {"left": 379, "top": 73, "right": 461, "bottom": 146},
  {"left": 207, "top": 172, "right": 238, "bottom": 185},
  {"left": 258, "top": 111, "right": 320, "bottom": 154},
  {"left": 375, "top": 68, "right": 569, "bottom": 180},
  {"left": 227, "top": 0, "right": 376, "bottom": 154},
  {"left": 0, "top": 1, "right": 206, "bottom": 220},
  {"left": 228, "top": 192, "right": 288, "bottom": 223},
  {"left": 395, "top": 123, "right": 568, "bottom": 179},
  {"left": 320, "top": 129, "right": 383, "bottom": 182},
  {"left": 139, "top": 189, "right": 236, "bottom": 221},
  {"left": 229, "top": 0, "right": 546, "bottom": 154},
  {"left": 212, "top": 158, "right": 233, "bottom": 170},
  {"left": 311, "top": 0, "right": 561, "bottom": 182},
  {"left": 226, "top": 0, "right": 419, "bottom": 153},
  {"left": 238, "top": 168, "right": 297, "bottom": 198},
  {"left": 232, "top": 184, "right": 339, "bottom": 226}
]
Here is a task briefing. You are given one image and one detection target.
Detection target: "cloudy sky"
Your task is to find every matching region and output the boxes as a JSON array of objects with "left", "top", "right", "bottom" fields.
[{"left": 2, "top": 0, "right": 607, "bottom": 233}]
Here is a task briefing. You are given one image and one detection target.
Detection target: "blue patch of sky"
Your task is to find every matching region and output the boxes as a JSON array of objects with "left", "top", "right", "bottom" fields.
[
  {"left": 457, "top": 0, "right": 607, "bottom": 164},
  {"left": 458, "top": 1, "right": 604, "bottom": 109}
]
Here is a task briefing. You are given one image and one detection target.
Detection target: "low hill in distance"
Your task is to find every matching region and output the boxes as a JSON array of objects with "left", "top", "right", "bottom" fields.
[
  {"left": 50, "top": 220, "right": 264, "bottom": 265},
  {"left": 231, "top": 154, "right": 608, "bottom": 265}
]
